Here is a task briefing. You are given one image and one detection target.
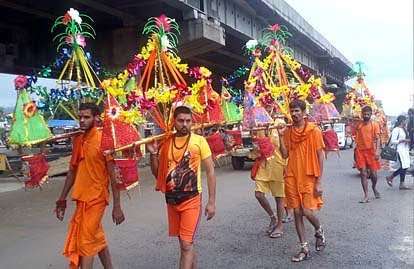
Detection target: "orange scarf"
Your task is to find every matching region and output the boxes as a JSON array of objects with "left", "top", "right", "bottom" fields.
[{"left": 288, "top": 122, "right": 323, "bottom": 177}]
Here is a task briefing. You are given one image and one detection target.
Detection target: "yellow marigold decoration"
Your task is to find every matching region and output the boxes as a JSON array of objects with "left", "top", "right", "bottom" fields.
[
  {"left": 189, "top": 79, "right": 206, "bottom": 94},
  {"left": 245, "top": 78, "right": 257, "bottom": 92},
  {"left": 138, "top": 37, "right": 156, "bottom": 60},
  {"left": 117, "top": 70, "right": 129, "bottom": 83},
  {"left": 120, "top": 109, "right": 145, "bottom": 125},
  {"left": 318, "top": 93, "right": 335, "bottom": 104},
  {"left": 269, "top": 85, "right": 289, "bottom": 97},
  {"left": 185, "top": 94, "right": 204, "bottom": 113},
  {"left": 295, "top": 83, "right": 311, "bottom": 98},
  {"left": 256, "top": 58, "right": 266, "bottom": 70},
  {"left": 167, "top": 52, "right": 188, "bottom": 74},
  {"left": 308, "top": 76, "right": 322, "bottom": 87},
  {"left": 101, "top": 77, "right": 127, "bottom": 98},
  {"left": 147, "top": 84, "right": 177, "bottom": 104},
  {"left": 282, "top": 53, "right": 301, "bottom": 70},
  {"left": 262, "top": 54, "right": 273, "bottom": 70},
  {"left": 199, "top": 66, "right": 212, "bottom": 78}
]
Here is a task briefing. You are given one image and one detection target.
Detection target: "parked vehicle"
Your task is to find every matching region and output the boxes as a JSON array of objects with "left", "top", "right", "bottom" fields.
[
  {"left": 230, "top": 131, "right": 254, "bottom": 170},
  {"left": 331, "top": 123, "right": 353, "bottom": 149},
  {"left": 52, "top": 127, "right": 78, "bottom": 146}
]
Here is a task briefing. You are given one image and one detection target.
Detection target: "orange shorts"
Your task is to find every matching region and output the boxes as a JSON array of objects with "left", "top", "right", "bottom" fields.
[
  {"left": 355, "top": 148, "right": 381, "bottom": 171},
  {"left": 285, "top": 176, "right": 323, "bottom": 210},
  {"left": 167, "top": 194, "right": 202, "bottom": 243}
]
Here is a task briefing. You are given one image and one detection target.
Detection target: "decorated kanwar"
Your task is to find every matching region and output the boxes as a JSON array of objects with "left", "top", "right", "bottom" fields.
[
  {"left": 2, "top": 2, "right": 411, "bottom": 268},
  {"left": 99, "top": 14, "right": 218, "bottom": 269}
]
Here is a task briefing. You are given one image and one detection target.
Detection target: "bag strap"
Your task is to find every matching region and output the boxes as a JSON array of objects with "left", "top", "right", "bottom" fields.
[{"left": 387, "top": 128, "right": 400, "bottom": 147}]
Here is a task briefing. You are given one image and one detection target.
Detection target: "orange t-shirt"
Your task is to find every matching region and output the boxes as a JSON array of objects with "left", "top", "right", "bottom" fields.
[
  {"left": 70, "top": 127, "right": 111, "bottom": 203},
  {"left": 354, "top": 121, "right": 380, "bottom": 150}
]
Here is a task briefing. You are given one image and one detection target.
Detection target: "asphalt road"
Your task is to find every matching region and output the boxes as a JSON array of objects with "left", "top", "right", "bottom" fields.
[{"left": 0, "top": 149, "right": 413, "bottom": 269}]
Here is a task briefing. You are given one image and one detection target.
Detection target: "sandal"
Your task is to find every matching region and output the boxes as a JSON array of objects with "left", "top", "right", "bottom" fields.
[
  {"left": 386, "top": 176, "right": 393, "bottom": 187},
  {"left": 291, "top": 242, "right": 310, "bottom": 262},
  {"left": 359, "top": 198, "right": 370, "bottom": 203},
  {"left": 314, "top": 226, "right": 326, "bottom": 252},
  {"left": 269, "top": 230, "right": 283, "bottom": 238},
  {"left": 266, "top": 215, "right": 277, "bottom": 234}
]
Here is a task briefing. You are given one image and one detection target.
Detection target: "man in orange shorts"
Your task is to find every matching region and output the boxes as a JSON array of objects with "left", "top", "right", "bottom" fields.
[
  {"left": 280, "top": 99, "right": 326, "bottom": 262},
  {"left": 55, "top": 103, "right": 125, "bottom": 269},
  {"left": 148, "top": 106, "right": 216, "bottom": 269},
  {"left": 354, "top": 106, "right": 381, "bottom": 203}
]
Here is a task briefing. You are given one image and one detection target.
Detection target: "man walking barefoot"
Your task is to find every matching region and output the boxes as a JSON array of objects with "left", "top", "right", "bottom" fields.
[{"left": 354, "top": 106, "right": 381, "bottom": 203}]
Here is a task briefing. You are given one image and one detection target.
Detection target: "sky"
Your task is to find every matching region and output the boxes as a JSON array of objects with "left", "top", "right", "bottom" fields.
[
  {"left": 285, "top": 0, "right": 413, "bottom": 116},
  {"left": 0, "top": 1, "right": 413, "bottom": 116},
  {"left": 0, "top": 74, "right": 58, "bottom": 111}
]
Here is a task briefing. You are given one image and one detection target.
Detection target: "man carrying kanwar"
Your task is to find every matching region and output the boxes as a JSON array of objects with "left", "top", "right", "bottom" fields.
[
  {"left": 279, "top": 99, "right": 326, "bottom": 262},
  {"left": 55, "top": 103, "right": 125, "bottom": 269},
  {"left": 147, "top": 105, "right": 217, "bottom": 269}
]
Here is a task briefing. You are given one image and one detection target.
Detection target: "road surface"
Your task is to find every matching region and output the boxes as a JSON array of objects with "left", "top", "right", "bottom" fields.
[{"left": 0, "top": 149, "right": 412, "bottom": 268}]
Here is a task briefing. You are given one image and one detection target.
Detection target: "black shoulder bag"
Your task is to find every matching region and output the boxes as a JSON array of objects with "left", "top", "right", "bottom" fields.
[{"left": 380, "top": 129, "right": 399, "bottom": 161}]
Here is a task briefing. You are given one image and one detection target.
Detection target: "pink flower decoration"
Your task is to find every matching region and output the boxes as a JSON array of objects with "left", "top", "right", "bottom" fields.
[
  {"left": 127, "top": 56, "right": 146, "bottom": 75},
  {"left": 139, "top": 97, "right": 156, "bottom": 110},
  {"left": 269, "top": 24, "right": 281, "bottom": 32},
  {"left": 189, "top": 67, "right": 202, "bottom": 79},
  {"left": 156, "top": 14, "right": 171, "bottom": 32},
  {"left": 14, "top": 75, "right": 28, "bottom": 90},
  {"left": 75, "top": 34, "right": 86, "bottom": 47},
  {"left": 310, "top": 86, "right": 320, "bottom": 99},
  {"left": 126, "top": 91, "right": 140, "bottom": 108},
  {"left": 65, "top": 34, "right": 86, "bottom": 47}
]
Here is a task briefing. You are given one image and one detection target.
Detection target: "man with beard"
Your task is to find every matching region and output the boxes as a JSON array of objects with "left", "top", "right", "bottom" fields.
[
  {"left": 147, "top": 106, "right": 216, "bottom": 269},
  {"left": 55, "top": 103, "right": 125, "bottom": 269},
  {"left": 354, "top": 106, "right": 381, "bottom": 203},
  {"left": 279, "top": 99, "right": 326, "bottom": 262}
]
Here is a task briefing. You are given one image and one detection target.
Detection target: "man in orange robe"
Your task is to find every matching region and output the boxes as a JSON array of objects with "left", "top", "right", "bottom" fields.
[
  {"left": 55, "top": 103, "right": 125, "bottom": 269},
  {"left": 354, "top": 106, "right": 381, "bottom": 203},
  {"left": 280, "top": 100, "right": 326, "bottom": 262}
]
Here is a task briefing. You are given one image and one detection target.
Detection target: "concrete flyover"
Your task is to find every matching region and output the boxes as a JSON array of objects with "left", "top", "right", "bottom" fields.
[{"left": 0, "top": 0, "right": 352, "bottom": 107}]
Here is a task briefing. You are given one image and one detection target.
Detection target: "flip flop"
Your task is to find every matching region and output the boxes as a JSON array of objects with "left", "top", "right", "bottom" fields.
[
  {"left": 386, "top": 177, "right": 393, "bottom": 187},
  {"left": 266, "top": 224, "right": 277, "bottom": 235},
  {"left": 269, "top": 231, "right": 283, "bottom": 238},
  {"left": 359, "top": 199, "right": 370, "bottom": 203}
]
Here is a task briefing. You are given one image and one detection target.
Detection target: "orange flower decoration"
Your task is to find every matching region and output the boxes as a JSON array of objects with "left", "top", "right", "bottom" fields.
[{"left": 23, "top": 102, "right": 37, "bottom": 118}]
